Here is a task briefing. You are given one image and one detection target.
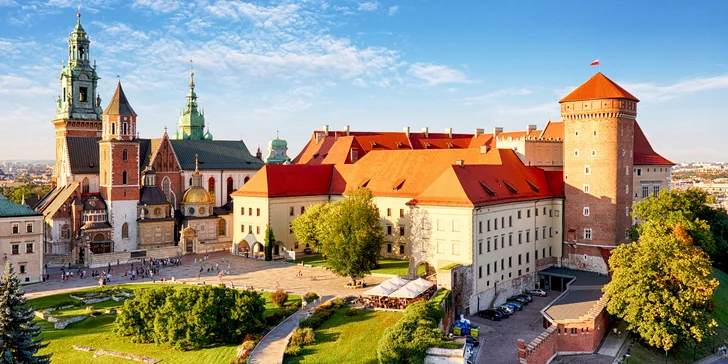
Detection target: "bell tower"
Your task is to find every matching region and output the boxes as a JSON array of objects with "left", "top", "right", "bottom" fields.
[
  {"left": 172, "top": 70, "right": 211, "bottom": 140},
  {"left": 561, "top": 73, "right": 638, "bottom": 274},
  {"left": 99, "top": 81, "right": 140, "bottom": 252},
  {"left": 52, "top": 11, "right": 103, "bottom": 184}
]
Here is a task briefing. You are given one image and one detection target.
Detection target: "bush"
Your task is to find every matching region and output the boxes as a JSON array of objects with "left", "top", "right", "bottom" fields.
[
  {"left": 242, "top": 333, "right": 263, "bottom": 343},
  {"left": 376, "top": 301, "right": 447, "bottom": 363},
  {"left": 284, "top": 344, "right": 301, "bottom": 357},
  {"left": 287, "top": 302, "right": 300, "bottom": 311},
  {"left": 345, "top": 307, "right": 358, "bottom": 316},
  {"left": 303, "top": 292, "right": 319, "bottom": 304},
  {"left": 298, "top": 318, "right": 315, "bottom": 328},
  {"left": 290, "top": 327, "right": 315, "bottom": 347},
  {"left": 265, "top": 313, "right": 283, "bottom": 327},
  {"left": 271, "top": 289, "right": 289, "bottom": 308}
]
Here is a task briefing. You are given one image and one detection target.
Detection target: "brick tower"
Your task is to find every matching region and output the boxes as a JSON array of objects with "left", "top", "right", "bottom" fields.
[
  {"left": 52, "top": 11, "right": 103, "bottom": 184},
  {"left": 99, "top": 81, "right": 140, "bottom": 252},
  {"left": 560, "top": 73, "right": 639, "bottom": 274}
]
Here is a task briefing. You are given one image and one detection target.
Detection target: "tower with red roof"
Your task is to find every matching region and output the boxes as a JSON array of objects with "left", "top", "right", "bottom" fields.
[{"left": 560, "top": 73, "right": 639, "bottom": 273}]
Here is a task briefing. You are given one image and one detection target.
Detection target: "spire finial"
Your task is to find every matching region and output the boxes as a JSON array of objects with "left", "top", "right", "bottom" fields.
[
  {"left": 189, "top": 59, "right": 195, "bottom": 87},
  {"left": 276, "top": 130, "right": 279, "bottom": 139},
  {"left": 77, "top": 6, "right": 81, "bottom": 24},
  {"left": 195, "top": 153, "right": 199, "bottom": 172}
]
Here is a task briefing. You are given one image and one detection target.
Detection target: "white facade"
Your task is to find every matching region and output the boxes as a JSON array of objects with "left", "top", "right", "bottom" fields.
[
  {"left": 183, "top": 170, "right": 258, "bottom": 206},
  {"left": 108, "top": 200, "right": 138, "bottom": 251}
]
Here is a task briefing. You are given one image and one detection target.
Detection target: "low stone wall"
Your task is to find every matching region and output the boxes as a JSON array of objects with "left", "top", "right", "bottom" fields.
[
  {"left": 54, "top": 315, "right": 88, "bottom": 329},
  {"left": 87, "top": 246, "right": 183, "bottom": 268}
]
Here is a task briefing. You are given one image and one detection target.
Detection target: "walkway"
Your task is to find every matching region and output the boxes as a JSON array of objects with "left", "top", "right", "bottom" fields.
[{"left": 248, "top": 296, "right": 333, "bottom": 364}]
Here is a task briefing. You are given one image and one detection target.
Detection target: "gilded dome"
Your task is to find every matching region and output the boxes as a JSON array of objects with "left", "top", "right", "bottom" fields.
[{"left": 182, "top": 186, "right": 213, "bottom": 204}]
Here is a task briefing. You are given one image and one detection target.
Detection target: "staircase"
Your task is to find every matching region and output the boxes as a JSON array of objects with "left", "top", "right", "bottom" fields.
[{"left": 488, "top": 281, "right": 507, "bottom": 309}]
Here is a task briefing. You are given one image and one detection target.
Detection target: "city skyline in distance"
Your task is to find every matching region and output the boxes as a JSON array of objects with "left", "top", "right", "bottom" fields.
[{"left": 1, "top": 0, "right": 727, "bottom": 161}]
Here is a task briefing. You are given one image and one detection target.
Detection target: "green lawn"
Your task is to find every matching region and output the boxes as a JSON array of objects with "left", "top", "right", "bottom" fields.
[
  {"left": 290, "top": 255, "right": 424, "bottom": 276},
  {"left": 628, "top": 267, "right": 728, "bottom": 363},
  {"left": 30, "top": 284, "right": 300, "bottom": 364},
  {"left": 285, "top": 308, "right": 402, "bottom": 364}
]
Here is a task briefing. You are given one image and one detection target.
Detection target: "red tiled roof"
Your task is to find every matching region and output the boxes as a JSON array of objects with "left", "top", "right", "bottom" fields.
[
  {"left": 633, "top": 122, "right": 674, "bottom": 166},
  {"left": 231, "top": 164, "right": 334, "bottom": 197},
  {"left": 560, "top": 73, "right": 639, "bottom": 103},
  {"left": 539, "top": 121, "right": 563, "bottom": 140}
]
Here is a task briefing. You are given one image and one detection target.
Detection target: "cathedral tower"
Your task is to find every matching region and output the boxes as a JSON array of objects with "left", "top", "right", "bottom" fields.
[
  {"left": 560, "top": 73, "right": 638, "bottom": 274},
  {"left": 173, "top": 70, "right": 212, "bottom": 140},
  {"left": 99, "top": 81, "right": 140, "bottom": 252},
  {"left": 52, "top": 12, "right": 103, "bottom": 184}
]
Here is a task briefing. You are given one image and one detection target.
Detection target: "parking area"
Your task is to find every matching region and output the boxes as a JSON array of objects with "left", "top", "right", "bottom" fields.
[{"left": 470, "top": 294, "right": 553, "bottom": 364}]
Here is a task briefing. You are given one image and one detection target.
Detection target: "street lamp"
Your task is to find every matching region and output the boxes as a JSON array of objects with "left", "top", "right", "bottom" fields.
[{"left": 664, "top": 339, "right": 670, "bottom": 364}]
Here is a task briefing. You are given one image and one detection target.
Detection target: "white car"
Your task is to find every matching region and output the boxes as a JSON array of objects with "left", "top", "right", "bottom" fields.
[
  {"left": 527, "top": 289, "right": 547, "bottom": 297},
  {"left": 498, "top": 305, "right": 515, "bottom": 314}
]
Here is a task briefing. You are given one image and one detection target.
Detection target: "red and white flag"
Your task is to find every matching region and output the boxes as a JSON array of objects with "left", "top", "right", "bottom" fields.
[{"left": 590, "top": 59, "right": 600, "bottom": 66}]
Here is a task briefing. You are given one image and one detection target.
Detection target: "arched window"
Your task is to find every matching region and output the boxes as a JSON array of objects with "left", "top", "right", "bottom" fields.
[
  {"left": 123, "top": 122, "right": 128, "bottom": 135},
  {"left": 81, "top": 177, "right": 89, "bottom": 193},
  {"left": 122, "top": 170, "right": 128, "bottom": 185},
  {"left": 208, "top": 177, "right": 215, "bottom": 192},
  {"left": 111, "top": 122, "right": 116, "bottom": 135},
  {"left": 121, "top": 223, "right": 129, "bottom": 238},
  {"left": 244, "top": 176, "right": 250, "bottom": 184},
  {"left": 122, "top": 149, "right": 128, "bottom": 161},
  {"left": 162, "top": 176, "right": 171, "bottom": 202},
  {"left": 61, "top": 224, "right": 70, "bottom": 240},
  {"left": 217, "top": 219, "right": 226, "bottom": 236},
  {"left": 227, "top": 177, "right": 234, "bottom": 202}
]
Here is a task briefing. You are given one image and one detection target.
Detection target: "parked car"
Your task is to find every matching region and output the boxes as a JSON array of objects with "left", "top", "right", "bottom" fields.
[
  {"left": 494, "top": 307, "right": 510, "bottom": 317},
  {"left": 477, "top": 309, "right": 503, "bottom": 321},
  {"left": 517, "top": 294, "right": 533, "bottom": 303},
  {"left": 466, "top": 336, "right": 480, "bottom": 347},
  {"left": 303, "top": 247, "right": 313, "bottom": 254},
  {"left": 498, "top": 304, "right": 514, "bottom": 314},
  {"left": 527, "top": 289, "right": 548, "bottom": 297},
  {"left": 503, "top": 301, "right": 523, "bottom": 311},
  {"left": 507, "top": 296, "right": 528, "bottom": 305}
]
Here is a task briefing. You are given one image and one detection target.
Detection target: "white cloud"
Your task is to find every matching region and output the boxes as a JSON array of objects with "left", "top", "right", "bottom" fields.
[
  {"left": 407, "top": 63, "right": 470, "bottom": 86},
  {"left": 131, "top": 0, "right": 182, "bottom": 14},
  {"left": 622, "top": 74, "right": 728, "bottom": 102},
  {"left": 358, "top": 1, "right": 379, "bottom": 12},
  {"left": 203, "top": 1, "right": 302, "bottom": 29},
  {"left": 93, "top": 21, "right": 150, "bottom": 41},
  {"left": 388, "top": 5, "right": 399, "bottom": 16},
  {"left": 0, "top": 0, "right": 18, "bottom": 6},
  {"left": 463, "top": 88, "right": 533, "bottom": 105},
  {"left": 0, "top": 75, "right": 54, "bottom": 96}
]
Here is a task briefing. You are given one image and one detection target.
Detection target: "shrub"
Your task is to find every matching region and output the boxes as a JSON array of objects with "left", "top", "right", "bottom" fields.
[
  {"left": 376, "top": 301, "right": 447, "bottom": 363},
  {"left": 298, "top": 318, "right": 315, "bottom": 328},
  {"left": 271, "top": 289, "right": 289, "bottom": 308},
  {"left": 284, "top": 344, "right": 301, "bottom": 357},
  {"left": 241, "top": 340, "right": 256, "bottom": 351},
  {"left": 331, "top": 297, "right": 346, "bottom": 308},
  {"left": 287, "top": 302, "right": 300, "bottom": 311},
  {"left": 242, "top": 333, "right": 263, "bottom": 343},
  {"left": 303, "top": 292, "right": 319, "bottom": 303},
  {"left": 265, "top": 313, "right": 283, "bottom": 327},
  {"left": 345, "top": 307, "right": 358, "bottom": 316},
  {"left": 301, "top": 328, "right": 315, "bottom": 345}
]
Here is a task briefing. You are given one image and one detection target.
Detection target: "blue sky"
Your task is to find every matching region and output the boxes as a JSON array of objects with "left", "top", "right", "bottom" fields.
[{"left": 1, "top": 0, "right": 727, "bottom": 162}]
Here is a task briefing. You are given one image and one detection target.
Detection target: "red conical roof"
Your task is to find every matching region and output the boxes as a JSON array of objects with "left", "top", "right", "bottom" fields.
[
  {"left": 103, "top": 81, "right": 137, "bottom": 116},
  {"left": 560, "top": 73, "right": 639, "bottom": 103}
]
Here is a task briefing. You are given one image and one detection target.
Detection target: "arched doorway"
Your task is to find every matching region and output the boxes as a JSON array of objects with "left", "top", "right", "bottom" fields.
[
  {"left": 410, "top": 260, "right": 435, "bottom": 279},
  {"left": 252, "top": 242, "right": 264, "bottom": 257},
  {"left": 238, "top": 241, "right": 250, "bottom": 257}
]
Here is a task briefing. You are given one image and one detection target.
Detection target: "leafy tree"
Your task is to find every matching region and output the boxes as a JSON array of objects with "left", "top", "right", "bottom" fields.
[
  {"left": 376, "top": 301, "right": 445, "bottom": 364},
  {"left": 631, "top": 188, "right": 716, "bottom": 254},
  {"left": 293, "top": 188, "right": 384, "bottom": 283},
  {"left": 0, "top": 184, "right": 52, "bottom": 205},
  {"left": 290, "top": 203, "right": 331, "bottom": 251},
  {"left": 0, "top": 262, "right": 51, "bottom": 363},
  {"left": 264, "top": 225, "right": 274, "bottom": 261},
  {"left": 604, "top": 221, "right": 718, "bottom": 351}
]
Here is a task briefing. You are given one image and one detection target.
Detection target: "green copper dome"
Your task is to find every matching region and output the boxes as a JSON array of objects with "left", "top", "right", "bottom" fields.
[
  {"left": 266, "top": 131, "right": 291, "bottom": 165},
  {"left": 173, "top": 70, "right": 210, "bottom": 140},
  {"left": 269, "top": 138, "right": 287, "bottom": 150}
]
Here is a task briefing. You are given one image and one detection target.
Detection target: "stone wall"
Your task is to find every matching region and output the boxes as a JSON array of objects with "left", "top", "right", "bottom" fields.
[
  {"left": 54, "top": 315, "right": 88, "bottom": 329},
  {"left": 518, "top": 326, "right": 558, "bottom": 364},
  {"left": 87, "top": 245, "right": 182, "bottom": 268}
]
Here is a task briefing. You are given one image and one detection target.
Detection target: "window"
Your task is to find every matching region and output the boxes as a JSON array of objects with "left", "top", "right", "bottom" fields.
[
  {"left": 549, "top": 227, "right": 553, "bottom": 237},
  {"left": 526, "top": 252, "right": 530, "bottom": 264},
  {"left": 574, "top": 149, "right": 579, "bottom": 156},
  {"left": 487, "top": 264, "right": 491, "bottom": 275},
  {"left": 122, "top": 170, "right": 128, "bottom": 185},
  {"left": 526, "top": 230, "right": 530, "bottom": 242},
  {"left": 452, "top": 220, "right": 460, "bottom": 232},
  {"left": 535, "top": 250, "right": 538, "bottom": 259},
  {"left": 11, "top": 244, "right": 19, "bottom": 255},
  {"left": 509, "top": 216, "right": 512, "bottom": 227},
  {"left": 387, "top": 225, "right": 392, "bottom": 235},
  {"left": 535, "top": 208, "right": 539, "bottom": 217},
  {"left": 501, "top": 217, "right": 505, "bottom": 228},
  {"left": 527, "top": 210, "right": 531, "bottom": 218},
  {"left": 518, "top": 231, "right": 522, "bottom": 244},
  {"left": 12, "top": 223, "right": 19, "bottom": 234},
  {"left": 494, "top": 262, "right": 497, "bottom": 273},
  {"left": 494, "top": 236, "right": 498, "bottom": 250},
  {"left": 584, "top": 228, "right": 592, "bottom": 240},
  {"left": 248, "top": 225, "right": 253, "bottom": 233},
  {"left": 543, "top": 248, "right": 546, "bottom": 258},
  {"left": 290, "top": 206, "right": 294, "bottom": 216},
  {"left": 626, "top": 229, "right": 631, "bottom": 240},
  {"left": 518, "top": 254, "right": 522, "bottom": 265},
  {"left": 626, "top": 207, "right": 630, "bottom": 217},
  {"left": 387, "top": 208, "right": 391, "bottom": 216},
  {"left": 584, "top": 207, "right": 590, "bottom": 216},
  {"left": 591, "top": 150, "right": 596, "bottom": 156},
  {"left": 241, "top": 225, "right": 244, "bottom": 233},
  {"left": 501, "top": 258, "right": 505, "bottom": 271},
  {"left": 583, "top": 185, "right": 590, "bottom": 193},
  {"left": 256, "top": 208, "right": 260, "bottom": 216},
  {"left": 256, "top": 226, "right": 260, "bottom": 234},
  {"left": 509, "top": 256, "right": 512, "bottom": 268},
  {"left": 218, "top": 219, "right": 226, "bottom": 236},
  {"left": 226, "top": 177, "right": 234, "bottom": 202},
  {"left": 208, "top": 177, "right": 215, "bottom": 192},
  {"left": 542, "top": 227, "right": 546, "bottom": 238},
  {"left": 26, "top": 223, "right": 32, "bottom": 233},
  {"left": 111, "top": 122, "right": 116, "bottom": 135},
  {"left": 301, "top": 206, "right": 305, "bottom": 214},
  {"left": 452, "top": 242, "right": 460, "bottom": 255},
  {"left": 19, "top": 265, "right": 26, "bottom": 274},
  {"left": 479, "top": 221, "right": 482, "bottom": 234},
  {"left": 509, "top": 233, "right": 513, "bottom": 246},
  {"left": 487, "top": 220, "right": 491, "bottom": 231},
  {"left": 162, "top": 176, "right": 171, "bottom": 202},
  {"left": 123, "top": 149, "right": 128, "bottom": 161},
  {"left": 26, "top": 243, "right": 33, "bottom": 253},
  {"left": 494, "top": 218, "right": 498, "bottom": 230},
  {"left": 518, "top": 210, "right": 522, "bottom": 219},
  {"left": 549, "top": 246, "right": 552, "bottom": 256},
  {"left": 625, "top": 166, "right": 629, "bottom": 176},
  {"left": 400, "top": 209, "right": 404, "bottom": 218},
  {"left": 123, "top": 122, "right": 128, "bottom": 135},
  {"left": 249, "top": 208, "right": 253, "bottom": 215},
  {"left": 626, "top": 185, "right": 629, "bottom": 194},
  {"left": 399, "top": 225, "right": 405, "bottom": 236},
  {"left": 121, "top": 223, "right": 129, "bottom": 238},
  {"left": 82, "top": 177, "right": 90, "bottom": 193},
  {"left": 387, "top": 244, "right": 392, "bottom": 253},
  {"left": 478, "top": 240, "right": 483, "bottom": 255},
  {"left": 642, "top": 185, "right": 649, "bottom": 198},
  {"left": 637, "top": 168, "right": 642, "bottom": 176},
  {"left": 584, "top": 165, "right": 590, "bottom": 175},
  {"left": 399, "top": 245, "right": 405, "bottom": 255},
  {"left": 535, "top": 230, "right": 539, "bottom": 240},
  {"left": 653, "top": 185, "right": 660, "bottom": 196},
  {"left": 502, "top": 234, "right": 505, "bottom": 248},
  {"left": 487, "top": 238, "right": 491, "bottom": 252},
  {"left": 479, "top": 266, "right": 482, "bottom": 279},
  {"left": 79, "top": 86, "right": 88, "bottom": 102},
  {"left": 241, "top": 207, "right": 245, "bottom": 215},
  {"left": 543, "top": 207, "right": 546, "bottom": 215},
  {"left": 437, "top": 241, "right": 444, "bottom": 254},
  {"left": 554, "top": 210, "right": 560, "bottom": 217},
  {"left": 61, "top": 224, "right": 70, "bottom": 239}
]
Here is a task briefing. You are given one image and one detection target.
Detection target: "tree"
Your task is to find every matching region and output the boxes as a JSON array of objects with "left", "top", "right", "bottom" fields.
[
  {"left": 604, "top": 221, "right": 718, "bottom": 351},
  {"left": 292, "top": 188, "right": 385, "bottom": 282},
  {"left": 290, "top": 203, "right": 331, "bottom": 251},
  {"left": 0, "top": 262, "right": 51, "bottom": 363},
  {"left": 264, "top": 225, "right": 275, "bottom": 261}
]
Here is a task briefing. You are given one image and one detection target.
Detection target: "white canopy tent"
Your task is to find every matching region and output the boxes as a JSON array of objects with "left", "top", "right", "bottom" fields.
[
  {"left": 390, "top": 278, "right": 436, "bottom": 298},
  {"left": 363, "top": 276, "right": 411, "bottom": 296}
]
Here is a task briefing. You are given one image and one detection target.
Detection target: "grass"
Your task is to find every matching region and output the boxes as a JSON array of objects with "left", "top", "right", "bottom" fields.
[
  {"left": 429, "top": 288, "right": 451, "bottom": 309},
  {"left": 30, "top": 284, "right": 300, "bottom": 364},
  {"left": 285, "top": 308, "right": 403, "bottom": 364},
  {"left": 627, "top": 267, "right": 728, "bottom": 363},
  {"left": 290, "top": 255, "right": 425, "bottom": 276}
]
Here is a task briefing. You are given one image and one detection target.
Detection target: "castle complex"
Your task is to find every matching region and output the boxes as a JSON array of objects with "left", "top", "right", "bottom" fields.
[{"left": 36, "top": 14, "right": 263, "bottom": 267}]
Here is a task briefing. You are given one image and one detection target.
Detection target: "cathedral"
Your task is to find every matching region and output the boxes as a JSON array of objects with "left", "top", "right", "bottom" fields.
[{"left": 36, "top": 13, "right": 264, "bottom": 267}]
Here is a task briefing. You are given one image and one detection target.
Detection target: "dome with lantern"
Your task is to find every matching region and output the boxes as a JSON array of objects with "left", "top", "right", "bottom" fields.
[{"left": 181, "top": 154, "right": 213, "bottom": 217}]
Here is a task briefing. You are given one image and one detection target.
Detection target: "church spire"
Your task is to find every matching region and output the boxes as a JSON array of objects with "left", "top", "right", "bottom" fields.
[{"left": 173, "top": 62, "right": 207, "bottom": 140}]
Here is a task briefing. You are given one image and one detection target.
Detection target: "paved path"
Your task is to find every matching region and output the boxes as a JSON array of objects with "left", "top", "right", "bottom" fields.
[
  {"left": 22, "top": 251, "right": 386, "bottom": 300},
  {"left": 597, "top": 322, "right": 629, "bottom": 357},
  {"left": 248, "top": 296, "right": 333, "bottom": 364}
]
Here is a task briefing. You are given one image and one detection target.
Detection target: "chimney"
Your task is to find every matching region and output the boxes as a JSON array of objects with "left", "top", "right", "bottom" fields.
[
  {"left": 475, "top": 128, "right": 484, "bottom": 138},
  {"left": 445, "top": 127, "right": 453, "bottom": 139},
  {"left": 344, "top": 125, "right": 350, "bottom": 136},
  {"left": 323, "top": 124, "right": 329, "bottom": 136},
  {"left": 403, "top": 126, "right": 410, "bottom": 138},
  {"left": 455, "top": 159, "right": 464, "bottom": 167},
  {"left": 527, "top": 124, "right": 537, "bottom": 133},
  {"left": 493, "top": 127, "right": 503, "bottom": 137},
  {"left": 421, "top": 127, "right": 429, "bottom": 138}
]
